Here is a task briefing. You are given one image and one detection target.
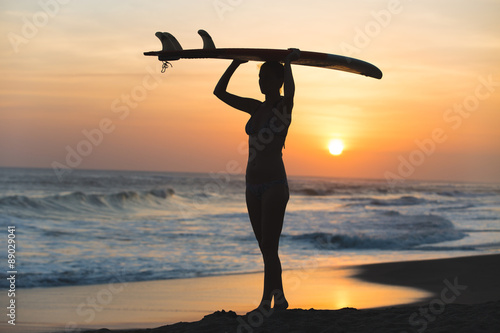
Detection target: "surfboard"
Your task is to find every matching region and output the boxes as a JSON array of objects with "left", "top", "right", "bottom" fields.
[{"left": 144, "top": 30, "right": 383, "bottom": 79}]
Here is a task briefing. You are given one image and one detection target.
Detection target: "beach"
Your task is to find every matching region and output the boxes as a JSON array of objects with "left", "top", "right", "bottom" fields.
[
  {"left": 1, "top": 169, "right": 499, "bottom": 332},
  {"left": 115, "top": 303, "right": 500, "bottom": 333},
  {"left": 3, "top": 254, "right": 498, "bottom": 333},
  {"left": 85, "top": 254, "right": 500, "bottom": 333}
]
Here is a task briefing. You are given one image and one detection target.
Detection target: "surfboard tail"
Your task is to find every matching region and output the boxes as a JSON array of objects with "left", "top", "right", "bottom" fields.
[{"left": 155, "top": 32, "right": 183, "bottom": 54}]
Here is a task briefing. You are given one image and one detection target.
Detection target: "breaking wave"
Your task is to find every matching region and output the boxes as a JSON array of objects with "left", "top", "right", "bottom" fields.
[
  {"left": 0, "top": 188, "right": 174, "bottom": 217},
  {"left": 287, "top": 213, "right": 468, "bottom": 250}
]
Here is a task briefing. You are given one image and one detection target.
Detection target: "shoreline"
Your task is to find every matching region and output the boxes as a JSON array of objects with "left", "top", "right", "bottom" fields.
[
  {"left": 354, "top": 253, "right": 500, "bottom": 306},
  {"left": 3, "top": 254, "right": 499, "bottom": 332}
]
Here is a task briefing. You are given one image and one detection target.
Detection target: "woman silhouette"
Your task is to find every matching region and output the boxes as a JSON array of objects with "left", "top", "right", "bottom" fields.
[{"left": 214, "top": 49, "right": 300, "bottom": 313}]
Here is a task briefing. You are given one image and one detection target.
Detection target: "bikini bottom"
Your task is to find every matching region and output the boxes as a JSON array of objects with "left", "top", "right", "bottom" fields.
[{"left": 246, "top": 178, "right": 288, "bottom": 199}]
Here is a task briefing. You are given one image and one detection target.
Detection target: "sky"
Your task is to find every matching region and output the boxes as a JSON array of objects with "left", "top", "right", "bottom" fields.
[{"left": 1, "top": 0, "right": 499, "bottom": 183}]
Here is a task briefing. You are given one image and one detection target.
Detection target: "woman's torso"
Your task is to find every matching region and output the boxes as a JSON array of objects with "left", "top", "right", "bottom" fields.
[{"left": 245, "top": 98, "right": 291, "bottom": 184}]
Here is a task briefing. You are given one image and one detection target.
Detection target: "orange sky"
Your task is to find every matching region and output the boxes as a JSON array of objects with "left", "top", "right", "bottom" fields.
[{"left": 1, "top": 0, "right": 499, "bottom": 183}]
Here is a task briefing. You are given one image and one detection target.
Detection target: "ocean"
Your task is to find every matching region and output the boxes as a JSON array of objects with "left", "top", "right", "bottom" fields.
[{"left": 1, "top": 167, "right": 499, "bottom": 289}]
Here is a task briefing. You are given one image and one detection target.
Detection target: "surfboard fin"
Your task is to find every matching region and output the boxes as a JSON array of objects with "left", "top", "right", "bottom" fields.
[
  {"left": 155, "top": 32, "right": 183, "bottom": 52},
  {"left": 198, "top": 29, "right": 216, "bottom": 49}
]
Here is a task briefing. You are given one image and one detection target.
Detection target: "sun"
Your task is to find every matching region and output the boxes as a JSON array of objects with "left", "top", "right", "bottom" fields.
[{"left": 328, "top": 139, "right": 344, "bottom": 156}]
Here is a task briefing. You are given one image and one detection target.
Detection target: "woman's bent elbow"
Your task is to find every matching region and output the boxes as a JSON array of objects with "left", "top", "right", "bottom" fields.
[{"left": 213, "top": 89, "right": 225, "bottom": 99}]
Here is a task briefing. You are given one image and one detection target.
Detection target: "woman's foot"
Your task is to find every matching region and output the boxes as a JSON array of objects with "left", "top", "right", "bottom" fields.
[
  {"left": 273, "top": 298, "right": 289, "bottom": 311},
  {"left": 246, "top": 300, "right": 273, "bottom": 316},
  {"left": 272, "top": 290, "right": 289, "bottom": 311},
  {"left": 246, "top": 291, "right": 288, "bottom": 316}
]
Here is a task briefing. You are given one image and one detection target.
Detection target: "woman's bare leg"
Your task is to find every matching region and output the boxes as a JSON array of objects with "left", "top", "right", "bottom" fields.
[
  {"left": 246, "top": 183, "right": 289, "bottom": 311},
  {"left": 260, "top": 183, "right": 289, "bottom": 309}
]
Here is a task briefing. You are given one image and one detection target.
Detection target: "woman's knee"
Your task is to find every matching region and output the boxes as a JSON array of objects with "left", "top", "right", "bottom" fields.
[{"left": 260, "top": 240, "right": 279, "bottom": 258}]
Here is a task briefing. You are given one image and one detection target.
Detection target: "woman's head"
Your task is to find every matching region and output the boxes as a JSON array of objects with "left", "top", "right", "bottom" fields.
[{"left": 259, "top": 61, "right": 284, "bottom": 94}]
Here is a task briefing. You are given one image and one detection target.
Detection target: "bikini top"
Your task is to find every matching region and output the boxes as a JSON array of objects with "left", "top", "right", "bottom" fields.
[{"left": 245, "top": 98, "right": 290, "bottom": 138}]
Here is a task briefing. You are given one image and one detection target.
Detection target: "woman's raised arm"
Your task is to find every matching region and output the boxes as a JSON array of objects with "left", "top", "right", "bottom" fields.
[
  {"left": 282, "top": 49, "right": 300, "bottom": 114},
  {"left": 214, "top": 60, "right": 261, "bottom": 114}
]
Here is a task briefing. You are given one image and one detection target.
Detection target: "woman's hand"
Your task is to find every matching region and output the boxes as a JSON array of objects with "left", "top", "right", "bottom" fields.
[
  {"left": 285, "top": 48, "right": 300, "bottom": 64},
  {"left": 231, "top": 59, "right": 248, "bottom": 66}
]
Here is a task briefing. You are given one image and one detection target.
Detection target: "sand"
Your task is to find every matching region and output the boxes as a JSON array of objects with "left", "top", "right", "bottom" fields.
[
  {"left": 354, "top": 253, "right": 500, "bottom": 305},
  {"left": 92, "top": 302, "right": 500, "bottom": 333},
  {"left": 4, "top": 254, "right": 499, "bottom": 332}
]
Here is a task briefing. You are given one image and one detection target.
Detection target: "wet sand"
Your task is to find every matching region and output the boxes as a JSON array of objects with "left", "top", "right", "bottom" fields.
[{"left": 5, "top": 254, "right": 499, "bottom": 332}]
